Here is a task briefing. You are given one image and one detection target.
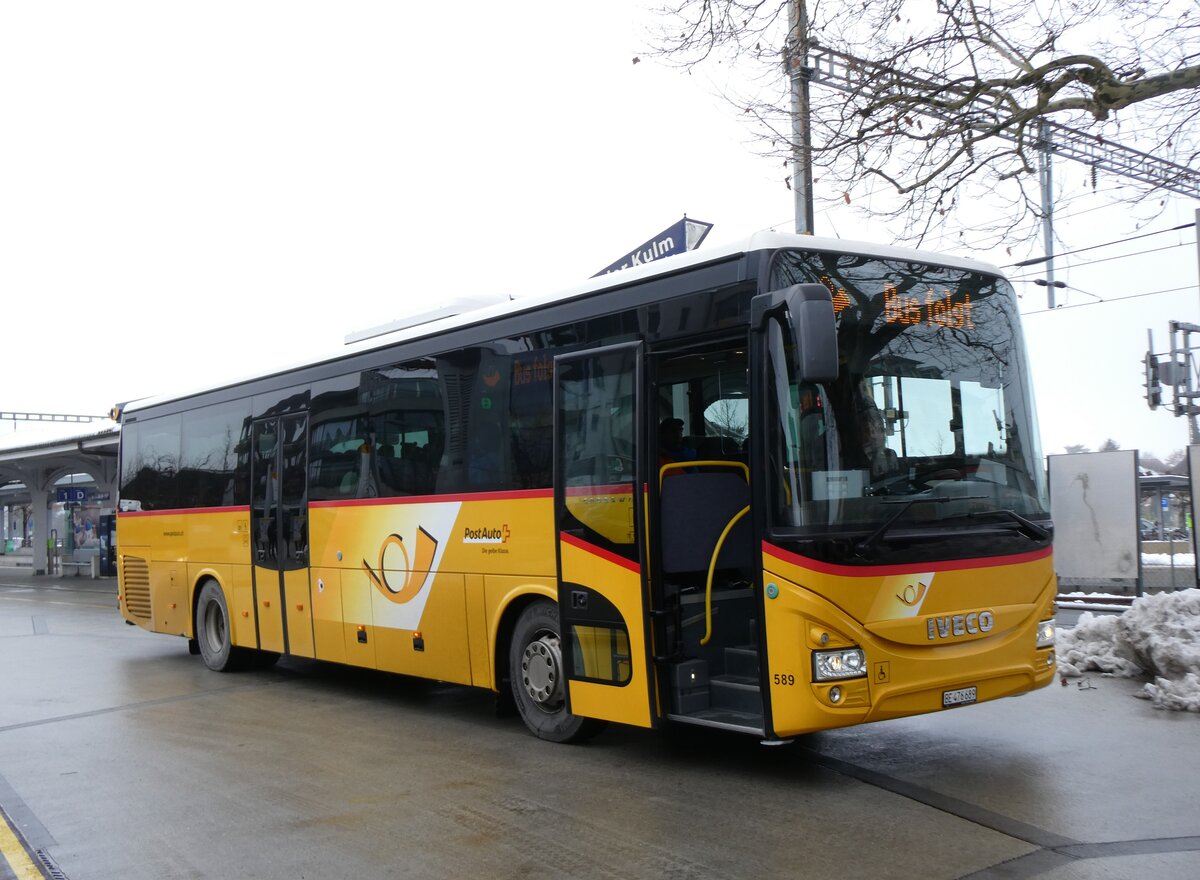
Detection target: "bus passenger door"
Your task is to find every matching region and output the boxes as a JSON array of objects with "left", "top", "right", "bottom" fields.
[
  {"left": 553, "top": 342, "right": 655, "bottom": 728},
  {"left": 250, "top": 414, "right": 314, "bottom": 657}
]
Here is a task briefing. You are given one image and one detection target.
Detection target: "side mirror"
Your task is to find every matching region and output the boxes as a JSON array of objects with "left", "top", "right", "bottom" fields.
[{"left": 752, "top": 283, "right": 839, "bottom": 383}]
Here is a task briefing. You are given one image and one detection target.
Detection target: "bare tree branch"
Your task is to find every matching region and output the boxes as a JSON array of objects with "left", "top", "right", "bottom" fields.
[{"left": 647, "top": 0, "right": 1200, "bottom": 248}]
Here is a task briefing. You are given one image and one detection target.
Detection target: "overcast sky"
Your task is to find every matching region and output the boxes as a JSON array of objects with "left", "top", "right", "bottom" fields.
[{"left": 2, "top": 1, "right": 1197, "bottom": 460}]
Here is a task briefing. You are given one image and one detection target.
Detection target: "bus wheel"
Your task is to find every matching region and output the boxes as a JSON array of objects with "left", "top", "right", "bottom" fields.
[
  {"left": 508, "top": 599, "right": 604, "bottom": 743},
  {"left": 195, "top": 581, "right": 246, "bottom": 672}
]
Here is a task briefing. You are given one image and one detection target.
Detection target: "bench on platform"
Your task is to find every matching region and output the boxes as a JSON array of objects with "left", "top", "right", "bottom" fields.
[{"left": 60, "top": 560, "right": 98, "bottom": 578}]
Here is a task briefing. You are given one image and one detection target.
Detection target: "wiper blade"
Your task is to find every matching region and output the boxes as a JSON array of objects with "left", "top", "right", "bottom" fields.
[
  {"left": 855, "top": 494, "right": 988, "bottom": 557},
  {"left": 967, "top": 508, "right": 1052, "bottom": 542}
]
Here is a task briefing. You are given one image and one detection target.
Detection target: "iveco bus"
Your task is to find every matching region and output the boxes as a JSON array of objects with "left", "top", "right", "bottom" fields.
[{"left": 117, "top": 232, "right": 1056, "bottom": 742}]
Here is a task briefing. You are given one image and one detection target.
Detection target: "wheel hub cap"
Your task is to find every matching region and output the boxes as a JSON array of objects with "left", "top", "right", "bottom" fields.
[{"left": 521, "top": 635, "right": 564, "bottom": 709}]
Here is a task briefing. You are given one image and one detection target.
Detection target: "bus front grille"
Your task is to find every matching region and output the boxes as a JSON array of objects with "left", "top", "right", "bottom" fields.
[{"left": 122, "top": 556, "right": 152, "bottom": 620}]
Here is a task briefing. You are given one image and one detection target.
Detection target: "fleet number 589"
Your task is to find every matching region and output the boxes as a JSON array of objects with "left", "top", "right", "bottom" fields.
[{"left": 772, "top": 673, "right": 795, "bottom": 686}]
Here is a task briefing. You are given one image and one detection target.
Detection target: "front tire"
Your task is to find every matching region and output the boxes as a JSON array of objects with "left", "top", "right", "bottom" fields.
[
  {"left": 508, "top": 599, "right": 604, "bottom": 743},
  {"left": 195, "top": 580, "right": 249, "bottom": 672}
]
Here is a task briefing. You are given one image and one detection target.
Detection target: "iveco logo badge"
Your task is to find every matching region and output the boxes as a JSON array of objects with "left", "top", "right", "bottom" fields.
[{"left": 926, "top": 610, "right": 994, "bottom": 640}]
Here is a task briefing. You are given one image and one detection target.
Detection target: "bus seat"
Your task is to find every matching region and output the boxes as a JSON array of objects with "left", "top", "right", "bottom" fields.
[
  {"left": 660, "top": 471, "right": 752, "bottom": 574},
  {"left": 696, "top": 435, "right": 740, "bottom": 459},
  {"left": 376, "top": 445, "right": 403, "bottom": 494}
]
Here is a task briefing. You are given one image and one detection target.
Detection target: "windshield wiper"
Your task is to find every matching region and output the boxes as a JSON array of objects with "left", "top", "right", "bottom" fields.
[
  {"left": 855, "top": 494, "right": 988, "bottom": 557},
  {"left": 967, "top": 508, "right": 1052, "bottom": 542}
]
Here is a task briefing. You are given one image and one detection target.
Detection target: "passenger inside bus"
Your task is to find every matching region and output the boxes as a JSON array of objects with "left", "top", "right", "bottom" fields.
[
  {"left": 853, "top": 381, "right": 898, "bottom": 479},
  {"left": 658, "top": 417, "right": 696, "bottom": 469}
]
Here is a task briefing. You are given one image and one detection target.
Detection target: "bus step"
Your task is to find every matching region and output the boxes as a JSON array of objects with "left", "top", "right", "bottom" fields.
[
  {"left": 724, "top": 645, "right": 760, "bottom": 679},
  {"left": 671, "top": 658, "right": 711, "bottom": 714},
  {"left": 666, "top": 709, "right": 764, "bottom": 737},
  {"left": 711, "top": 675, "right": 762, "bottom": 715}
]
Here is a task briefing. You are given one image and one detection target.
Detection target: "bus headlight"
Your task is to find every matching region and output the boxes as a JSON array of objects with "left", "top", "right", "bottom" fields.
[
  {"left": 1036, "top": 619, "right": 1056, "bottom": 649},
  {"left": 813, "top": 648, "right": 866, "bottom": 681}
]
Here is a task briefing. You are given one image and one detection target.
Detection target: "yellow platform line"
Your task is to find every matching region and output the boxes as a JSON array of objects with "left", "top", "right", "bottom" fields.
[{"left": 0, "top": 807, "right": 46, "bottom": 880}]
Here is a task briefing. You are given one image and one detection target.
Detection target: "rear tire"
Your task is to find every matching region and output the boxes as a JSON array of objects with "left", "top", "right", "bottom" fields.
[
  {"left": 195, "top": 580, "right": 249, "bottom": 672},
  {"left": 508, "top": 599, "right": 605, "bottom": 743}
]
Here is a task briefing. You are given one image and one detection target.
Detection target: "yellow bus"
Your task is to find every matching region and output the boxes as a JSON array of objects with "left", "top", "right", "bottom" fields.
[{"left": 117, "top": 231, "right": 1056, "bottom": 743}]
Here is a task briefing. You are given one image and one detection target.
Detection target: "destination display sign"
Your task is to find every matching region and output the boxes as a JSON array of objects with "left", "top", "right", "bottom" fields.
[
  {"left": 820, "top": 273, "right": 978, "bottom": 332},
  {"left": 883, "top": 284, "right": 976, "bottom": 330}
]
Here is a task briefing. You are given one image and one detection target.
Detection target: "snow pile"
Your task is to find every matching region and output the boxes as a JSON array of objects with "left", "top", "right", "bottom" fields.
[
  {"left": 1142, "top": 553, "right": 1195, "bottom": 567},
  {"left": 1057, "top": 588, "right": 1200, "bottom": 712}
]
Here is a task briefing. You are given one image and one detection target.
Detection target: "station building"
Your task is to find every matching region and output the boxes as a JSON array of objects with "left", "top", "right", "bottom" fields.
[{"left": 0, "top": 422, "right": 119, "bottom": 575}]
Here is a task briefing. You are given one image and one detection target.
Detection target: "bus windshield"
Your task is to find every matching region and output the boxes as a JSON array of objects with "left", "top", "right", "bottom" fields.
[{"left": 766, "top": 249, "right": 1050, "bottom": 563}]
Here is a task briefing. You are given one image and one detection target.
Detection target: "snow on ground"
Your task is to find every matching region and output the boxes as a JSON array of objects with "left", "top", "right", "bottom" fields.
[
  {"left": 1057, "top": 588, "right": 1200, "bottom": 712},
  {"left": 1143, "top": 553, "right": 1195, "bottom": 567}
]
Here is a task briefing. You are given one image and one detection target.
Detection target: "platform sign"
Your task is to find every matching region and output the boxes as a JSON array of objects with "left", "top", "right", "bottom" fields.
[
  {"left": 594, "top": 217, "right": 713, "bottom": 277},
  {"left": 56, "top": 488, "right": 87, "bottom": 503}
]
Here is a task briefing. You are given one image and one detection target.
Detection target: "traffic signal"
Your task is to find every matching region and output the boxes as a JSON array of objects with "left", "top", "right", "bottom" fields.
[{"left": 1143, "top": 351, "right": 1162, "bottom": 410}]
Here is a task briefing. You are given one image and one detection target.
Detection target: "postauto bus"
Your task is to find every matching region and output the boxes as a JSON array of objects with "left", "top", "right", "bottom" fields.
[{"left": 116, "top": 232, "right": 1056, "bottom": 743}]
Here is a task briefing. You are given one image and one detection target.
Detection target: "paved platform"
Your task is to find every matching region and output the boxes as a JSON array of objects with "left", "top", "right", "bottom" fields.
[{"left": 0, "top": 565, "right": 1197, "bottom": 879}]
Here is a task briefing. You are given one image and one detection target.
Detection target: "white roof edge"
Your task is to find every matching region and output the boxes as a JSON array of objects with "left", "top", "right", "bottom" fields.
[
  {"left": 0, "top": 426, "right": 119, "bottom": 460},
  {"left": 123, "top": 231, "right": 1006, "bottom": 416}
]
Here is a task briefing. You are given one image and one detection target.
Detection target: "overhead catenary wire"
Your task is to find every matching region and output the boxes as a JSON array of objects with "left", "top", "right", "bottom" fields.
[
  {"left": 1007, "top": 222, "right": 1196, "bottom": 268},
  {"left": 1008, "top": 240, "right": 1197, "bottom": 282},
  {"left": 1020, "top": 284, "right": 1198, "bottom": 316}
]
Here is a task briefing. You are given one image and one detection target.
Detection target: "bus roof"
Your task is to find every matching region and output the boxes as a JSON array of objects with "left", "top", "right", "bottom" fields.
[{"left": 121, "top": 231, "right": 1006, "bottom": 416}]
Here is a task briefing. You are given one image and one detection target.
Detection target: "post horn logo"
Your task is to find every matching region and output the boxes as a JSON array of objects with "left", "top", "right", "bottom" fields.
[
  {"left": 362, "top": 527, "right": 438, "bottom": 604},
  {"left": 896, "top": 580, "right": 930, "bottom": 607}
]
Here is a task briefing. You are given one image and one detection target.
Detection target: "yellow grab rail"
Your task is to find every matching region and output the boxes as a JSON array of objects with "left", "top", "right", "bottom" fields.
[
  {"left": 700, "top": 505, "right": 751, "bottom": 646},
  {"left": 658, "top": 459, "right": 752, "bottom": 646}
]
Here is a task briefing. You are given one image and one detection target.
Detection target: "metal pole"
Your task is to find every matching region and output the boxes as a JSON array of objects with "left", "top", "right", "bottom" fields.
[
  {"left": 1193, "top": 207, "right": 1200, "bottom": 446},
  {"left": 1190, "top": 327, "right": 1200, "bottom": 446},
  {"left": 788, "top": 0, "right": 814, "bottom": 234},
  {"left": 1135, "top": 465, "right": 1144, "bottom": 598},
  {"left": 1038, "top": 120, "right": 1056, "bottom": 308}
]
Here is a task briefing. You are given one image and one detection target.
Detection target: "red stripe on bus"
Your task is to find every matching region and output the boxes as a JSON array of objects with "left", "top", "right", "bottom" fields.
[
  {"left": 762, "top": 541, "right": 1052, "bottom": 577},
  {"left": 559, "top": 531, "right": 641, "bottom": 573},
  {"left": 117, "top": 488, "right": 555, "bottom": 517},
  {"left": 310, "top": 488, "right": 553, "bottom": 509},
  {"left": 117, "top": 505, "right": 251, "bottom": 518}
]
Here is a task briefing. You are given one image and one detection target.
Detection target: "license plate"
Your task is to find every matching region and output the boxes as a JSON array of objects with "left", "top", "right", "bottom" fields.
[{"left": 943, "top": 686, "right": 977, "bottom": 707}]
